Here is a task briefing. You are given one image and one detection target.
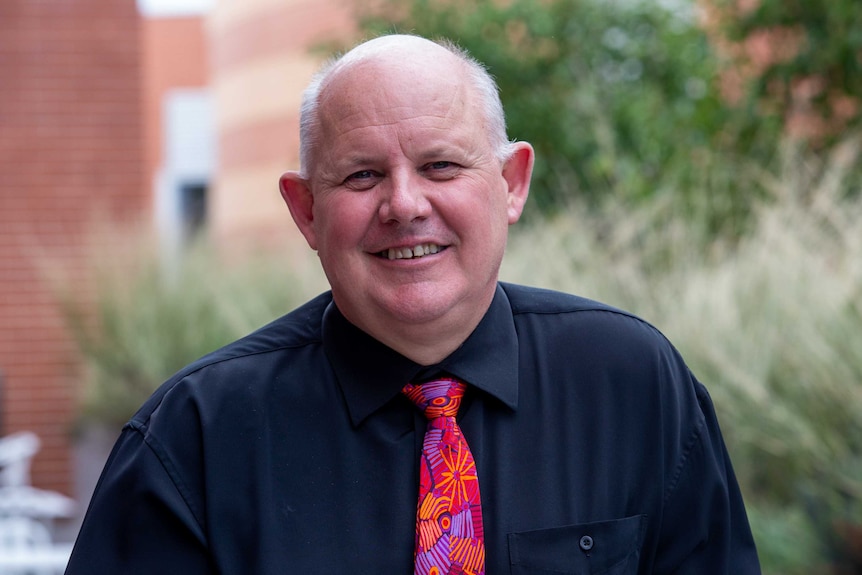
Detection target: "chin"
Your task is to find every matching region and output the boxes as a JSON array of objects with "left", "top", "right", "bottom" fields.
[
  {"left": 378, "top": 293, "right": 455, "bottom": 325},
  {"left": 386, "top": 304, "right": 452, "bottom": 326},
  {"left": 381, "top": 282, "right": 489, "bottom": 325}
]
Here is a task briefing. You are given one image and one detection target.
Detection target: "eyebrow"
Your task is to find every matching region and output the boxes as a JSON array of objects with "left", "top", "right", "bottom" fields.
[
  {"left": 333, "top": 145, "right": 468, "bottom": 169},
  {"left": 327, "top": 154, "right": 383, "bottom": 173},
  {"left": 416, "top": 146, "right": 450, "bottom": 160},
  {"left": 414, "top": 143, "right": 472, "bottom": 163}
]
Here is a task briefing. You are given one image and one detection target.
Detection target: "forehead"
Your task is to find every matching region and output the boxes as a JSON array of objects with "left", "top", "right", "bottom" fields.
[
  {"left": 315, "top": 52, "right": 485, "bottom": 154},
  {"left": 321, "top": 37, "right": 466, "bottom": 106}
]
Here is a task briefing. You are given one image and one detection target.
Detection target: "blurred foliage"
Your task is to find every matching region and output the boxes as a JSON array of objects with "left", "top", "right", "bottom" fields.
[
  {"left": 59, "top": 238, "right": 326, "bottom": 428},
  {"left": 352, "top": 0, "right": 783, "bottom": 231},
  {"left": 711, "top": 0, "right": 862, "bottom": 143},
  {"left": 746, "top": 505, "right": 824, "bottom": 574},
  {"left": 502, "top": 138, "right": 862, "bottom": 574}
]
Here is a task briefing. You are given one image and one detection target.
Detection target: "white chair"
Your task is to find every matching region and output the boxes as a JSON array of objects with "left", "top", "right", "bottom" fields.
[{"left": 0, "top": 432, "right": 75, "bottom": 575}]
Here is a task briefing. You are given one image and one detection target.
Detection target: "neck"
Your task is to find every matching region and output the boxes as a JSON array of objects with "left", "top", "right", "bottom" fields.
[
  {"left": 343, "top": 292, "right": 494, "bottom": 366},
  {"left": 382, "top": 320, "right": 480, "bottom": 366}
]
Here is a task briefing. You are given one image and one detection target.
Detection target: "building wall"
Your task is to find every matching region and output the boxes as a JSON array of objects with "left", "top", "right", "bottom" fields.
[
  {"left": 0, "top": 0, "right": 146, "bottom": 494},
  {"left": 142, "top": 16, "right": 210, "bottom": 199},
  {"left": 208, "top": 0, "right": 355, "bottom": 250},
  {"left": 142, "top": 17, "right": 214, "bottom": 266},
  {"left": 0, "top": 0, "right": 356, "bottom": 501}
]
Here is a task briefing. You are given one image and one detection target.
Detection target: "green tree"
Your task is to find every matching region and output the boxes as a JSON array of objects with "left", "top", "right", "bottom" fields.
[
  {"left": 354, "top": 0, "right": 766, "bottom": 225},
  {"left": 711, "top": 0, "right": 862, "bottom": 145}
]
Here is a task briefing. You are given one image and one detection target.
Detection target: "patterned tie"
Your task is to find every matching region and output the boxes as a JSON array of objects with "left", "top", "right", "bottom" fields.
[{"left": 402, "top": 377, "right": 485, "bottom": 575}]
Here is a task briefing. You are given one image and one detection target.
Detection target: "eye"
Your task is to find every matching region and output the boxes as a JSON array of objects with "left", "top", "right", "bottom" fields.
[
  {"left": 343, "top": 170, "right": 382, "bottom": 191},
  {"left": 422, "top": 161, "right": 460, "bottom": 180}
]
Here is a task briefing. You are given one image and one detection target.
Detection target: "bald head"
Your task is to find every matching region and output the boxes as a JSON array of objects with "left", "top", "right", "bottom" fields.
[{"left": 296, "top": 35, "right": 512, "bottom": 179}]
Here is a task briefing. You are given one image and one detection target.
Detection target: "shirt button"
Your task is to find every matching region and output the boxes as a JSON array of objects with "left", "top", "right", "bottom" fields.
[{"left": 579, "top": 535, "right": 594, "bottom": 552}]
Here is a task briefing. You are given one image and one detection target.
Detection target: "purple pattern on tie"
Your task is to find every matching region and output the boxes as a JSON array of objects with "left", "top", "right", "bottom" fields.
[{"left": 403, "top": 377, "right": 485, "bottom": 575}]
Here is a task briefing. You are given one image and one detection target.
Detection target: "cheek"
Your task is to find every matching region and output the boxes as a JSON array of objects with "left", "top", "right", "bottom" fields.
[
  {"left": 472, "top": 188, "right": 512, "bottom": 260},
  {"left": 314, "top": 197, "right": 369, "bottom": 250},
  {"left": 458, "top": 182, "right": 510, "bottom": 231}
]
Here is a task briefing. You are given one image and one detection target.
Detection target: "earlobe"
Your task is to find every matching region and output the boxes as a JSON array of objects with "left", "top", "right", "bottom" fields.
[
  {"left": 502, "top": 142, "right": 535, "bottom": 224},
  {"left": 279, "top": 172, "right": 318, "bottom": 250}
]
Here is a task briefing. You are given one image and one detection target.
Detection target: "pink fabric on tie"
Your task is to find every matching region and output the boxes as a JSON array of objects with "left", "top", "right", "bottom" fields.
[{"left": 402, "top": 377, "right": 485, "bottom": 575}]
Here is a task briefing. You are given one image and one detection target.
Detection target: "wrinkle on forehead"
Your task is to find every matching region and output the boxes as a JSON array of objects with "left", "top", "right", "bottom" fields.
[
  {"left": 320, "top": 36, "right": 468, "bottom": 108},
  {"left": 318, "top": 51, "right": 472, "bottom": 139}
]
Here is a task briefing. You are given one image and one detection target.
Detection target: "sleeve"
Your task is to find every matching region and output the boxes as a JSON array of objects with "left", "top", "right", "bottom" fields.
[
  {"left": 653, "top": 380, "right": 761, "bottom": 574},
  {"left": 64, "top": 425, "right": 214, "bottom": 575}
]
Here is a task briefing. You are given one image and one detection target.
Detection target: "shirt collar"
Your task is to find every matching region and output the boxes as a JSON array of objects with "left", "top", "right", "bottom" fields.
[{"left": 322, "top": 284, "right": 519, "bottom": 427}]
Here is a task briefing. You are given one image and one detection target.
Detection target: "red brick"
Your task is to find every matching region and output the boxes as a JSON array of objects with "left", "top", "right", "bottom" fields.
[{"left": 0, "top": 0, "right": 145, "bottom": 493}]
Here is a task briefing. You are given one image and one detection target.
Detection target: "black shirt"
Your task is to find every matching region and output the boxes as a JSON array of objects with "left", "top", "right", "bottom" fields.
[{"left": 65, "top": 283, "right": 760, "bottom": 574}]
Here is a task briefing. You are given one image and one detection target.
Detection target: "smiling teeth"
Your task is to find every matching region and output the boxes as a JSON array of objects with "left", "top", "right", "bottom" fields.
[{"left": 386, "top": 244, "right": 441, "bottom": 260}]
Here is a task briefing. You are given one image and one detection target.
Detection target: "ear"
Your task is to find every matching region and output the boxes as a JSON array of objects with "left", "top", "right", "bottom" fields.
[
  {"left": 279, "top": 171, "right": 318, "bottom": 250},
  {"left": 502, "top": 142, "right": 534, "bottom": 224}
]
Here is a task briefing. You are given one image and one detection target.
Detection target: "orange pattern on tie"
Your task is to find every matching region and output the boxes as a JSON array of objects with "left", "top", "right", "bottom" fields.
[{"left": 403, "top": 377, "right": 485, "bottom": 575}]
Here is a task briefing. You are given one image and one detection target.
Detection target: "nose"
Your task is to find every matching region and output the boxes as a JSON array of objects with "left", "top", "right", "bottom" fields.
[{"left": 377, "top": 171, "right": 431, "bottom": 224}]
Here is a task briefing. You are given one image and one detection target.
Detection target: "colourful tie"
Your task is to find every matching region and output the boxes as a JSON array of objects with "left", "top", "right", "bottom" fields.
[{"left": 402, "top": 377, "right": 485, "bottom": 575}]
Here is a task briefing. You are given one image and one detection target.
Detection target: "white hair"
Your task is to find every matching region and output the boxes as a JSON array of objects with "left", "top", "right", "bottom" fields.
[{"left": 297, "top": 35, "right": 515, "bottom": 179}]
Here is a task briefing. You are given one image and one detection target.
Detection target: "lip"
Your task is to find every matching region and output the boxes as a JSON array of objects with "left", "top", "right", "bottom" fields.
[{"left": 373, "top": 243, "right": 448, "bottom": 261}]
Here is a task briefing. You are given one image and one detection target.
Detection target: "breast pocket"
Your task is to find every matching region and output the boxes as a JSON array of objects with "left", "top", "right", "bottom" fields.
[{"left": 508, "top": 515, "right": 646, "bottom": 575}]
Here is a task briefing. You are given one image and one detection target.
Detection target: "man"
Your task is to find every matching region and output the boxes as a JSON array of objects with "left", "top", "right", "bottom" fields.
[{"left": 65, "top": 34, "right": 761, "bottom": 573}]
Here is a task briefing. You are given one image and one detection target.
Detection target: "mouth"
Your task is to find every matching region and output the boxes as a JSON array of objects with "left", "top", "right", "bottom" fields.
[{"left": 377, "top": 243, "right": 443, "bottom": 260}]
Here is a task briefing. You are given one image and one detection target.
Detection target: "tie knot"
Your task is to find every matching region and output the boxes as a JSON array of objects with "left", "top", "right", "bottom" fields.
[{"left": 402, "top": 377, "right": 466, "bottom": 419}]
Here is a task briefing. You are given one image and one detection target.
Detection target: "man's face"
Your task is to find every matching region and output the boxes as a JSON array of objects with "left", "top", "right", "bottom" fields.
[{"left": 282, "top": 46, "right": 531, "bottom": 359}]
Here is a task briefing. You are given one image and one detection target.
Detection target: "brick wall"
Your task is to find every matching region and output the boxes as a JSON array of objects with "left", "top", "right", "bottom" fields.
[
  {"left": 0, "top": 0, "right": 145, "bottom": 494},
  {"left": 208, "top": 0, "right": 354, "bottom": 248}
]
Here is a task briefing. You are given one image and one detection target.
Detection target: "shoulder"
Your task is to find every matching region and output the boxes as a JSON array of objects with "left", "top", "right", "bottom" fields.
[
  {"left": 129, "top": 292, "right": 332, "bottom": 427},
  {"left": 500, "top": 282, "right": 669, "bottom": 353},
  {"left": 500, "top": 285, "right": 716, "bottom": 482},
  {"left": 172, "top": 290, "right": 329, "bottom": 378},
  {"left": 500, "top": 282, "right": 698, "bottom": 411},
  {"left": 193, "top": 291, "right": 331, "bottom": 366},
  {"left": 501, "top": 282, "right": 624, "bottom": 315}
]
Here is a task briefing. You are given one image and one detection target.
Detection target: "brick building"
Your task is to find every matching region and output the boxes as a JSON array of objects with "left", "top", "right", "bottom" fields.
[
  {"left": 0, "top": 0, "right": 352, "bottom": 522},
  {"left": 208, "top": 0, "right": 353, "bottom": 246},
  {"left": 0, "top": 0, "right": 146, "bottom": 496}
]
